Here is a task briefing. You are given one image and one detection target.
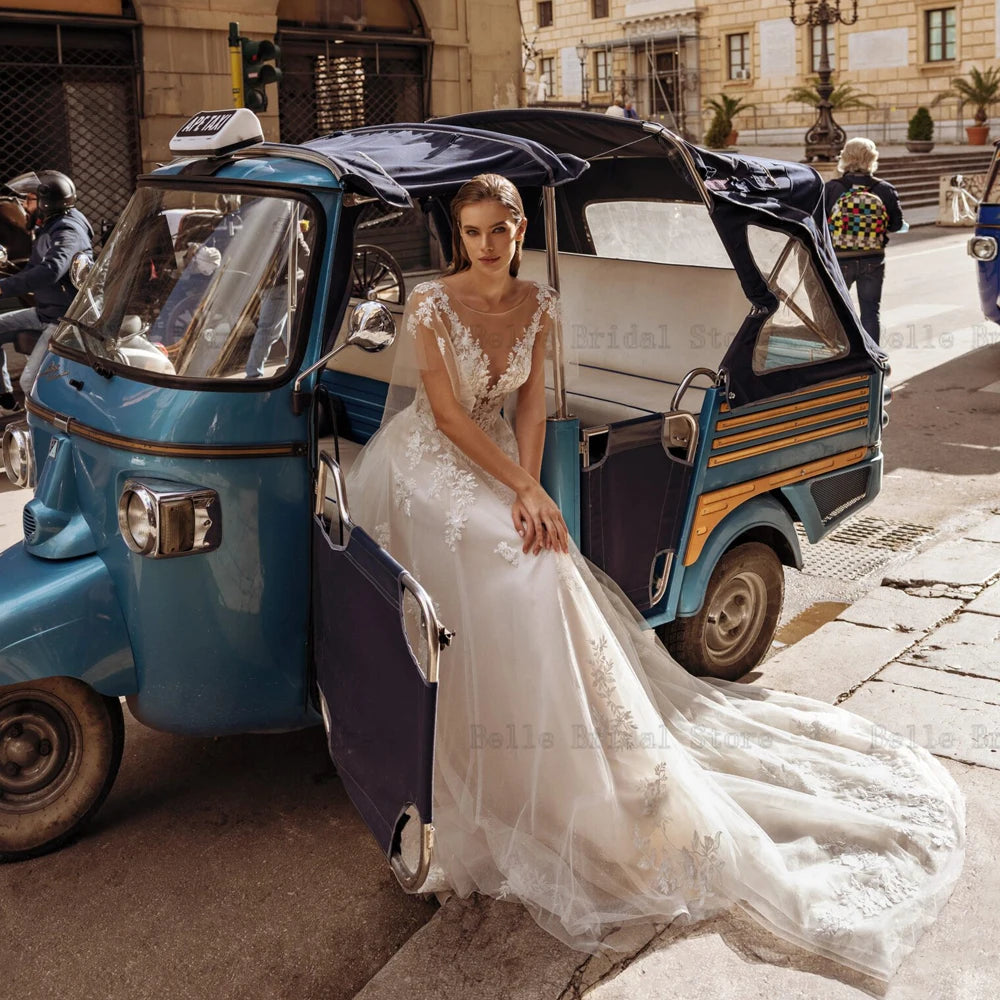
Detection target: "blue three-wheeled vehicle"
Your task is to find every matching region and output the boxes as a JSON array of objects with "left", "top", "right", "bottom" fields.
[{"left": 0, "top": 109, "right": 887, "bottom": 879}]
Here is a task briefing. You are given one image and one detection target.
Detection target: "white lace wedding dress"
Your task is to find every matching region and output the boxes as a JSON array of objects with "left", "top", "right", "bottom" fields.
[{"left": 344, "top": 279, "right": 964, "bottom": 981}]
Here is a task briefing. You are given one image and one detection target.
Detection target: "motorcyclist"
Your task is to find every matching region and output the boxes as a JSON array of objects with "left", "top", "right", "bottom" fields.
[{"left": 0, "top": 170, "right": 94, "bottom": 413}]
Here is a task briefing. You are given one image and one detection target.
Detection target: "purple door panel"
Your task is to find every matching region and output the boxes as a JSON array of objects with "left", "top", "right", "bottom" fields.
[
  {"left": 312, "top": 518, "right": 437, "bottom": 863},
  {"left": 580, "top": 414, "right": 694, "bottom": 610}
]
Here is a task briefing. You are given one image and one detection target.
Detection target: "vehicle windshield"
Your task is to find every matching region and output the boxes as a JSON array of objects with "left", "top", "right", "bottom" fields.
[{"left": 54, "top": 185, "right": 318, "bottom": 383}]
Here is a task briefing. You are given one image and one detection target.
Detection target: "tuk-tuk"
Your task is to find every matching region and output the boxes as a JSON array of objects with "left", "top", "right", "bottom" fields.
[
  {"left": 969, "top": 142, "right": 1000, "bottom": 321},
  {"left": 0, "top": 108, "right": 887, "bottom": 875}
]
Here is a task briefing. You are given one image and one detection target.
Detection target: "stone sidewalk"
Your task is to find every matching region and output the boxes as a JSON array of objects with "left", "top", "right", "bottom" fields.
[{"left": 357, "top": 513, "right": 1000, "bottom": 1000}]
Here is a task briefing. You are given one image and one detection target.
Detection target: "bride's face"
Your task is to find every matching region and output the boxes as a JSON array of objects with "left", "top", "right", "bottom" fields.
[{"left": 458, "top": 199, "right": 526, "bottom": 276}]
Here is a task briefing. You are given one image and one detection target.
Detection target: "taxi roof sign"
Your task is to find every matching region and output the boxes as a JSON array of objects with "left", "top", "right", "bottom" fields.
[{"left": 169, "top": 109, "right": 264, "bottom": 156}]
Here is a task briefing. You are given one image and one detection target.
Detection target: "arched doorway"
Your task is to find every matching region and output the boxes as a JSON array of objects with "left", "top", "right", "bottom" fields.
[
  {"left": 277, "top": 1, "right": 428, "bottom": 141},
  {"left": 276, "top": 1, "right": 431, "bottom": 268}
]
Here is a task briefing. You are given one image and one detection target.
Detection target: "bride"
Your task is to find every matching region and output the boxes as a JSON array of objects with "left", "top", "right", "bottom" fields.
[{"left": 344, "top": 173, "right": 964, "bottom": 981}]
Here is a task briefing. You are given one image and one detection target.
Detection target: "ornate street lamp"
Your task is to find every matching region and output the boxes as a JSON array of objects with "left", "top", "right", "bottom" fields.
[
  {"left": 789, "top": 0, "right": 859, "bottom": 161},
  {"left": 575, "top": 39, "right": 588, "bottom": 110}
]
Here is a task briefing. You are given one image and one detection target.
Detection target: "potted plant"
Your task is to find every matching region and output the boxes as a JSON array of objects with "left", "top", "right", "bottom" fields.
[
  {"left": 703, "top": 93, "right": 756, "bottom": 148},
  {"left": 906, "top": 106, "right": 935, "bottom": 153},
  {"left": 933, "top": 65, "right": 1000, "bottom": 145}
]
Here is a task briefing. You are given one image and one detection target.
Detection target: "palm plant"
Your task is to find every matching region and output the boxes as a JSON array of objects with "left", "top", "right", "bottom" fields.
[
  {"left": 784, "top": 76, "right": 875, "bottom": 111},
  {"left": 704, "top": 93, "right": 757, "bottom": 123},
  {"left": 703, "top": 93, "right": 756, "bottom": 148},
  {"left": 932, "top": 65, "right": 1000, "bottom": 126}
]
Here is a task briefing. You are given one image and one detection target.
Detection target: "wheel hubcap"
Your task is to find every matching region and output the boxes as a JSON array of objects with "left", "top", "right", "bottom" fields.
[
  {"left": 0, "top": 692, "right": 78, "bottom": 810},
  {"left": 704, "top": 571, "right": 768, "bottom": 667}
]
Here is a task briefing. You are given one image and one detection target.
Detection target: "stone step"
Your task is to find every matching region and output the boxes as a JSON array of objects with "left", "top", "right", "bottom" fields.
[
  {"left": 878, "top": 153, "right": 992, "bottom": 176},
  {"left": 853, "top": 150, "right": 994, "bottom": 208}
]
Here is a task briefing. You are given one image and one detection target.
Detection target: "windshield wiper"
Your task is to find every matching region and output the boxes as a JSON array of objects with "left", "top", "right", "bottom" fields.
[{"left": 59, "top": 316, "right": 115, "bottom": 379}]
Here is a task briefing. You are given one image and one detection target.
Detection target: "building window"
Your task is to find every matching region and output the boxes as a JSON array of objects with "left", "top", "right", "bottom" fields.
[
  {"left": 926, "top": 8, "right": 956, "bottom": 61},
  {"left": 810, "top": 23, "right": 836, "bottom": 72},
  {"left": 537, "top": 1, "right": 553, "bottom": 28},
  {"left": 727, "top": 33, "right": 750, "bottom": 80},
  {"left": 592, "top": 0, "right": 609, "bottom": 17},
  {"left": 540, "top": 57, "right": 555, "bottom": 100},
  {"left": 594, "top": 49, "right": 611, "bottom": 92}
]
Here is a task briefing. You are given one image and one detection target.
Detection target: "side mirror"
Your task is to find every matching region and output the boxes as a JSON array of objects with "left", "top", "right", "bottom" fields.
[
  {"left": 69, "top": 251, "right": 94, "bottom": 289},
  {"left": 346, "top": 299, "right": 396, "bottom": 353},
  {"left": 291, "top": 301, "right": 397, "bottom": 415}
]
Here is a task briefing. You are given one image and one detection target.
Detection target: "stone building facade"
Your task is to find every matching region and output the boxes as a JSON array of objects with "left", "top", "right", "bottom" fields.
[
  {"left": 520, "top": 0, "right": 1000, "bottom": 145},
  {"left": 0, "top": 0, "right": 520, "bottom": 228}
]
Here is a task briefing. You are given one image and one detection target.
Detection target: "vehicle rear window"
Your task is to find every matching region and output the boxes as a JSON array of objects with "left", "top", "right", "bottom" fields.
[
  {"left": 584, "top": 200, "right": 733, "bottom": 269},
  {"left": 746, "top": 225, "right": 849, "bottom": 373}
]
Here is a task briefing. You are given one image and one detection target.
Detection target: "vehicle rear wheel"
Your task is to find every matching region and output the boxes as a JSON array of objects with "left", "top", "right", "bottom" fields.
[
  {"left": 352, "top": 244, "right": 405, "bottom": 304},
  {"left": 659, "top": 542, "right": 784, "bottom": 681},
  {"left": 0, "top": 676, "right": 124, "bottom": 861}
]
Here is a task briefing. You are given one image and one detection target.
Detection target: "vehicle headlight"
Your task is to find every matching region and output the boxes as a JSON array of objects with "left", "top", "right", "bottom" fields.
[
  {"left": 2, "top": 424, "right": 34, "bottom": 489},
  {"left": 117, "top": 478, "right": 221, "bottom": 558},
  {"left": 967, "top": 236, "right": 998, "bottom": 261}
]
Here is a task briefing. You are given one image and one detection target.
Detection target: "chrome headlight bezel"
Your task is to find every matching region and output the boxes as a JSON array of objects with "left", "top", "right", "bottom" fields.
[
  {"left": 967, "top": 236, "right": 998, "bottom": 261},
  {"left": 117, "top": 478, "right": 221, "bottom": 559},
  {"left": 2, "top": 423, "right": 34, "bottom": 489}
]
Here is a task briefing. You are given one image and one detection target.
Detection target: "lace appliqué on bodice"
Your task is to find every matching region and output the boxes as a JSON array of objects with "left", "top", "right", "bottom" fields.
[
  {"left": 416, "top": 279, "right": 553, "bottom": 426},
  {"left": 398, "top": 280, "right": 556, "bottom": 550}
]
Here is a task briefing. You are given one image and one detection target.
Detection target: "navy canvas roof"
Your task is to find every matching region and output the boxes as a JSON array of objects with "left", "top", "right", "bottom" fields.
[
  {"left": 438, "top": 109, "right": 885, "bottom": 401},
  {"left": 304, "top": 123, "right": 588, "bottom": 207}
]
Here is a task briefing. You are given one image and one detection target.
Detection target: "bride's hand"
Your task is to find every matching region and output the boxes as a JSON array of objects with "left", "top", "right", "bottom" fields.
[{"left": 511, "top": 483, "right": 570, "bottom": 556}]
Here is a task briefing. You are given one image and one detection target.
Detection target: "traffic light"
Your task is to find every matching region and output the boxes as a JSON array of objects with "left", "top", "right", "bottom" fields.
[{"left": 240, "top": 36, "right": 282, "bottom": 112}]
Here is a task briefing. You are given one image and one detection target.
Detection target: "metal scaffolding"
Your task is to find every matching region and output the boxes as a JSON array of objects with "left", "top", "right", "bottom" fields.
[{"left": 565, "top": 25, "right": 701, "bottom": 139}]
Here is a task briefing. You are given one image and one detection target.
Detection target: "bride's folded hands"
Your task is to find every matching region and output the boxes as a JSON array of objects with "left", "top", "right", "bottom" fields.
[{"left": 512, "top": 482, "right": 569, "bottom": 556}]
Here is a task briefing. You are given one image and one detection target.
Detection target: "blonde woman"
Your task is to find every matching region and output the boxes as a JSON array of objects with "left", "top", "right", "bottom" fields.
[{"left": 825, "top": 137, "right": 904, "bottom": 344}]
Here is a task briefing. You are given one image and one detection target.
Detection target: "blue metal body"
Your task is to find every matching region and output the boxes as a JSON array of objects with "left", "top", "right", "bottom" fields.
[
  {"left": 0, "top": 545, "right": 136, "bottom": 695},
  {"left": 0, "top": 155, "right": 346, "bottom": 735},
  {"left": 540, "top": 417, "right": 582, "bottom": 548},
  {"left": 974, "top": 201, "right": 1000, "bottom": 323}
]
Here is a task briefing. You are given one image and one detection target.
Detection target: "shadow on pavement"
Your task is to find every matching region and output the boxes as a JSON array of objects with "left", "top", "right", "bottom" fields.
[
  {"left": 882, "top": 340, "right": 1000, "bottom": 477},
  {"left": 2, "top": 712, "right": 438, "bottom": 1000}
]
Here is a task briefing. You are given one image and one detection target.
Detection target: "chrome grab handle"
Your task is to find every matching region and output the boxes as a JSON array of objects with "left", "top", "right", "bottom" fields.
[
  {"left": 670, "top": 368, "right": 719, "bottom": 412},
  {"left": 391, "top": 810, "right": 435, "bottom": 891},
  {"left": 315, "top": 449, "right": 353, "bottom": 530},
  {"left": 400, "top": 571, "right": 450, "bottom": 685}
]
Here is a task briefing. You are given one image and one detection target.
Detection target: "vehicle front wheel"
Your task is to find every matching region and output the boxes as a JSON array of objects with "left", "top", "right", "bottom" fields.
[
  {"left": 0, "top": 676, "right": 124, "bottom": 861},
  {"left": 659, "top": 542, "right": 784, "bottom": 681}
]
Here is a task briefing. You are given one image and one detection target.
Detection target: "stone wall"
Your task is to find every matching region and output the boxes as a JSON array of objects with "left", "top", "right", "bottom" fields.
[
  {"left": 520, "top": 0, "right": 1000, "bottom": 145},
  {"left": 132, "top": 0, "right": 520, "bottom": 169},
  {"left": 698, "top": 0, "right": 1000, "bottom": 144}
]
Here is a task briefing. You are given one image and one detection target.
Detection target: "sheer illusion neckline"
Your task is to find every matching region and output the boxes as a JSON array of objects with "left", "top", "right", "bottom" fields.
[
  {"left": 437, "top": 279, "right": 534, "bottom": 315},
  {"left": 432, "top": 280, "right": 542, "bottom": 395}
]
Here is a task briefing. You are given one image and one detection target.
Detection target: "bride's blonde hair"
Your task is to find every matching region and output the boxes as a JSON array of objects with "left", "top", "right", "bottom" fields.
[{"left": 444, "top": 173, "right": 526, "bottom": 277}]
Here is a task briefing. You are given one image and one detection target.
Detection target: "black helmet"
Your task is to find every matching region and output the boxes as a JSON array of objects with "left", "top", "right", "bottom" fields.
[{"left": 36, "top": 170, "right": 76, "bottom": 217}]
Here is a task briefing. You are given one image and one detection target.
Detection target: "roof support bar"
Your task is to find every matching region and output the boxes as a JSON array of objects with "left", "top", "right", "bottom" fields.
[{"left": 543, "top": 185, "right": 568, "bottom": 420}]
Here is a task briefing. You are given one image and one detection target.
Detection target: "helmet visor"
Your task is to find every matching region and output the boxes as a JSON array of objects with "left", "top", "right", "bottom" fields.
[{"left": 5, "top": 172, "right": 41, "bottom": 198}]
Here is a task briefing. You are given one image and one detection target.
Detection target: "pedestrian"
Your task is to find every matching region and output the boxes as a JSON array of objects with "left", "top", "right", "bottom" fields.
[
  {"left": 604, "top": 100, "right": 625, "bottom": 118},
  {"left": 624, "top": 99, "right": 640, "bottom": 120},
  {"left": 0, "top": 170, "right": 94, "bottom": 412},
  {"left": 824, "top": 137, "right": 904, "bottom": 344}
]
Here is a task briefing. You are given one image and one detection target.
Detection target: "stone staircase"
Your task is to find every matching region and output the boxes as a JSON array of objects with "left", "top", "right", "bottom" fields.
[{"left": 876, "top": 149, "right": 994, "bottom": 208}]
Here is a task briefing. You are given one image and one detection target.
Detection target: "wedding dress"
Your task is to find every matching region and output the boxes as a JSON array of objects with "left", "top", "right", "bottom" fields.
[{"left": 344, "top": 278, "right": 964, "bottom": 981}]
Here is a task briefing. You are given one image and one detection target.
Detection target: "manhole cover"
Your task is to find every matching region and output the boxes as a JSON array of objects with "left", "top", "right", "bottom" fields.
[{"left": 795, "top": 518, "right": 935, "bottom": 581}]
